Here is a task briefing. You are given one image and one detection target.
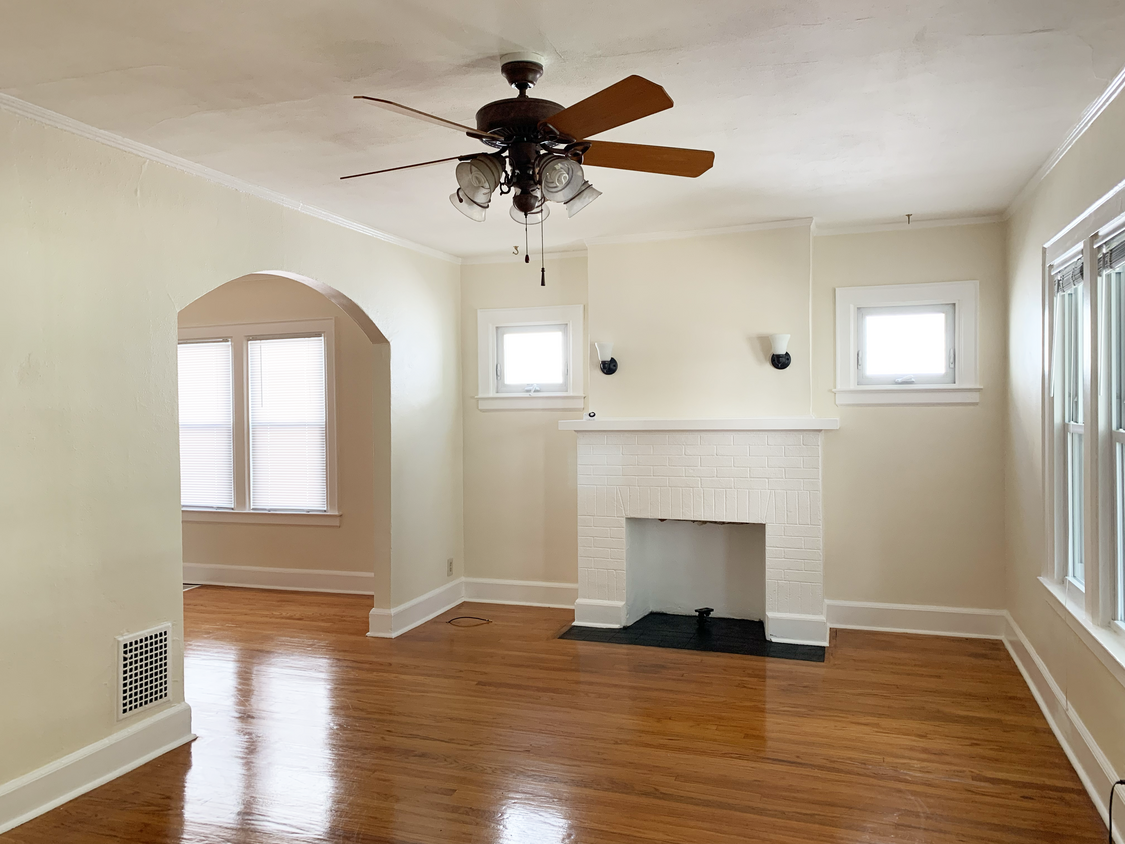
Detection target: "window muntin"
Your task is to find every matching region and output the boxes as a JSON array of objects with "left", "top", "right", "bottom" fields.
[
  {"left": 857, "top": 304, "right": 955, "bottom": 386},
  {"left": 248, "top": 335, "right": 328, "bottom": 512},
  {"left": 496, "top": 323, "right": 568, "bottom": 393},
  {"left": 178, "top": 340, "right": 234, "bottom": 510}
]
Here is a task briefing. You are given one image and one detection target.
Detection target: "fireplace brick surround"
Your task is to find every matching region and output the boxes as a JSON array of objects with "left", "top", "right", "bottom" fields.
[{"left": 560, "top": 419, "right": 839, "bottom": 646}]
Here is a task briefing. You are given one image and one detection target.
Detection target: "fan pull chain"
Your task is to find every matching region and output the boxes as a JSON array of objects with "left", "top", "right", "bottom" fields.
[
  {"left": 524, "top": 214, "right": 530, "bottom": 264},
  {"left": 540, "top": 206, "right": 546, "bottom": 287}
]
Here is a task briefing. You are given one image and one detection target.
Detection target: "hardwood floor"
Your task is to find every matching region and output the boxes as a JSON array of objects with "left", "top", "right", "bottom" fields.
[{"left": 3, "top": 587, "right": 1105, "bottom": 843}]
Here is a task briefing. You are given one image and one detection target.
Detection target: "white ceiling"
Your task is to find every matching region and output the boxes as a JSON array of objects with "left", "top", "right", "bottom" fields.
[{"left": 3, "top": 0, "right": 1124, "bottom": 258}]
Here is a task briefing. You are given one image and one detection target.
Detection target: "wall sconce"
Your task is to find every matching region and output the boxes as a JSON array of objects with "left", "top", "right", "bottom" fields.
[
  {"left": 769, "top": 334, "right": 791, "bottom": 370},
  {"left": 595, "top": 342, "right": 618, "bottom": 375}
]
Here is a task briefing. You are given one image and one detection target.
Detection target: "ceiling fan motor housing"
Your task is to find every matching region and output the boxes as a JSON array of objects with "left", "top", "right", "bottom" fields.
[{"left": 475, "top": 97, "right": 566, "bottom": 144}]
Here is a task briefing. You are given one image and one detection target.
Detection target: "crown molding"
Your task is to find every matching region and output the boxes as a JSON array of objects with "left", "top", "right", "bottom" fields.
[
  {"left": 1006, "top": 62, "right": 1125, "bottom": 220},
  {"left": 585, "top": 217, "right": 813, "bottom": 247},
  {"left": 0, "top": 92, "right": 460, "bottom": 265},
  {"left": 461, "top": 249, "right": 588, "bottom": 266},
  {"left": 811, "top": 214, "right": 1005, "bottom": 237}
]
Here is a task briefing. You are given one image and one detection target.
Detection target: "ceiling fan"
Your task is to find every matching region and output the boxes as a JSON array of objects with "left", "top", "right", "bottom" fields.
[{"left": 341, "top": 55, "right": 715, "bottom": 226}]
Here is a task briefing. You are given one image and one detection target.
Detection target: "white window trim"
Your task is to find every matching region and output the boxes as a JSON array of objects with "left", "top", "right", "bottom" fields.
[
  {"left": 178, "top": 318, "right": 339, "bottom": 523},
  {"left": 476, "top": 305, "right": 586, "bottom": 410},
  {"left": 1041, "top": 184, "right": 1125, "bottom": 690},
  {"left": 834, "top": 281, "right": 981, "bottom": 406}
]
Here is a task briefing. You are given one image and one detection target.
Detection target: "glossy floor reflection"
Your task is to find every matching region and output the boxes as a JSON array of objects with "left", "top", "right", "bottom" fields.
[{"left": 2, "top": 587, "right": 1106, "bottom": 843}]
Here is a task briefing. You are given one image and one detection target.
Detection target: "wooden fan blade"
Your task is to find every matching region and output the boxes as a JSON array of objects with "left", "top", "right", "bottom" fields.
[
  {"left": 340, "top": 155, "right": 471, "bottom": 180},
  {"left": 542, "top": 76, "right": 674, "bottom": 141},
  {"left": 354, "top": 96, "right": 502, "bottom": 142},
  {"left": 581, "top": 141, "right": 714, "bottom": 177}
]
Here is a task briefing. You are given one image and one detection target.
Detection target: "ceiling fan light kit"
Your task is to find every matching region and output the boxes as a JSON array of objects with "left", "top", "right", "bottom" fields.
[
  {"left": 509, "top": 196, "right": 549, "bottom": 225},
  {"left": 449, "top": 188, "right": 488, "bottom": 222},
  {"left": 344, "top": 56, "right": 715, "bottom": 230}
]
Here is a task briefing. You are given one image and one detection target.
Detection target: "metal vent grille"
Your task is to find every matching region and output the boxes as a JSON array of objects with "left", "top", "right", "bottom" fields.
[{"left": 117, "top": 624, "right": 170, "bottom": 719}]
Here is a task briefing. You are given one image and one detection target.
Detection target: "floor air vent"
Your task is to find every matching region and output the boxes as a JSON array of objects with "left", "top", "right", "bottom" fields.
[{"left": 116, "top": 623, "right": 170, "bottom": 719}]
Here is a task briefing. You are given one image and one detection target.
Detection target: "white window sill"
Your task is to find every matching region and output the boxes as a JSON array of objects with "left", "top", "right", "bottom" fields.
[
  {"left": 182, "top": 509, "right": 341, "bottom": 526},
  {"left": 475, "top": 394, "right": 586, "bottom": 411},
  {"left": 1039, "top": 576, "right": 1125, "bottom": 690},
  {"left": 833, "top": 385, "right": 982, "bottom": 406}
]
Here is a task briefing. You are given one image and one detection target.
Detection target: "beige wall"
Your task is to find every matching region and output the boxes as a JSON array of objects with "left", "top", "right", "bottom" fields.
[
  {"left": 178, "top": 275, "right": 390, "bottom": 578},
  {"left": 587, "top": 224, "right": 813, "bottom": 418},
  {"left": 460, "top": 257, "right": 588, "bottom": 584},
  {"left": 812, "top": 223, "right": 1008, "bottom": 608},
  {"left": 0, "top": 107, "right": 462, "bottom": 786},
  {"left": 462, "top": 222, "right": 1008, "bottom": 616},
  {"left": 1007, "top": 91, "right": 1125, "bottom": 779}
]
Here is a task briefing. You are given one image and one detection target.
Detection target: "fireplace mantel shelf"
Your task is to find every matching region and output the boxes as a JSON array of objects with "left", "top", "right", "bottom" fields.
[{"left": 559, "top": 417, "right": 840, "bottom": 432}]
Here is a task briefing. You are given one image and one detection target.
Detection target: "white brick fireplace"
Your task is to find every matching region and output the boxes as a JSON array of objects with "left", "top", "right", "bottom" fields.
[{"left": 559, "top": 418, "right": 839, "bottom": 646}]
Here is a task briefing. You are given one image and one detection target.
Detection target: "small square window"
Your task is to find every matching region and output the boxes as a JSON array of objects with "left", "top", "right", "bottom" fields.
[
  {"left": 835, "top": 280, "right": 979, "bottom": 406},
  {"left": 497, "top": 324, "right": 568, "bottom": 392},
  {"left": 476, "top": 305, "right": 585, "bottom": 410},
  {"left": 857, "top": 304, "right": 955, "bottom": 386}
]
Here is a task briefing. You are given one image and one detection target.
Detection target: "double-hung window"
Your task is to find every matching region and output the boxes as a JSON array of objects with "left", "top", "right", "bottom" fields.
[
  {"left": 476, "top": 305, "right": 585, "bottom": 410},
  {"left": 178, "top": 320, "right": 337, "bottom": 522},
  {"left": 1046, "top": 223, "right": 1125, "bottom": 648}
]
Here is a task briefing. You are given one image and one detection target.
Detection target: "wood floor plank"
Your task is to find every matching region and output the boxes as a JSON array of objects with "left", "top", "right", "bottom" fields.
[{"left": 1, "top": 587, "right": 1106, "bottom": 843}]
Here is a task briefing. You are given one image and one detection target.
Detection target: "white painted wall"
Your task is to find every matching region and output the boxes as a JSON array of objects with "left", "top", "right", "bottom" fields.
[
  {"left": 626, "top": 519, "right": 766, "bottom": 621},
  {"left": 0, "top": 107, "right": 462, "bottom": 787},
  {"left": 1006, "top": 87, "right": 1125, "bottom": 788},
  {"left": 179, "top": 275, "right": 391, "bottom": 580}
]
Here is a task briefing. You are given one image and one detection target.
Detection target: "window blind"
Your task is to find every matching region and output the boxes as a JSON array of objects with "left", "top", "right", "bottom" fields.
[
  {"left": 178, "top": 341, "right": 234, "bottom": 509},
  {"left": 248, "top": 335, "right": 327, "bottom": 511},
  {"left": 1053, "top": 257, "right": 1084, "bottom": 293},
  {"left": 1099, "top": 232, "right": 1125, "bottom": 273}
]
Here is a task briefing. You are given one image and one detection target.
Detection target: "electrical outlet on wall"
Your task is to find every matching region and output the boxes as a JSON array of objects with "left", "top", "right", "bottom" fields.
[{"left": 447, "top": 558, "right": 454, "bottom": 577}]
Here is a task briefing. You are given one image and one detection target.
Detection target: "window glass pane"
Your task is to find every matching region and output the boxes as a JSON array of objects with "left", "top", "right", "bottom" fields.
[
  {"left": 1062, "top": 286, "right": 1083, "bottom": 424},
  {"left": 1114, "top": 270, "right": 1125, "bottom": 432},
  {"left": 1117, "top": 440, "right": 1124, "bottom": 620},
  {"left": 864, "top": 312, "right": 947, "bottom": 376},
  {"left": 856, "top": 304, "right": 955, "bottom": 386},
  {"left": 1111, "top": 270, "right": 1125, "bottom": 618},
  {"left": 178, "top": 341, "right": 234, "bottom": 509},
  {"left": 501, "top": 326, "right": 566, "bottom": 387},
  {"left": 248, "top": 336, "right": 327, "bottom": 512},
  {"left": 1069, "top": 430, "right": 1085, "bottom": 585}
]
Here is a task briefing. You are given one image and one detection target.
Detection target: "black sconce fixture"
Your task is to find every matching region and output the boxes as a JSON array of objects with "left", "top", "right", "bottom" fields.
[
  {"left": 769, "top": 334, "right": 791, "bottom": 370},
  {"left": 595, "top": 342, "right": 618, "bottom": 375}
]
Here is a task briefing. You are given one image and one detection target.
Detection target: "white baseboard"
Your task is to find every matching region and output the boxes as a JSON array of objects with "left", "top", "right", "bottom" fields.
[
  {"left": 574, "top": 598, "right": 626, "bottom": 627},
  {"left": 826, "top": 599, "right": 1007, "bottom": 639},
  {"left": 1003, "top": 614, "right": 1125, "bottom": 843},
  {"left": 0, "top": 702, "right": 194, "bottom": 835},
  {"left": 368, "top": 578, "right": 466, "bottom": 638},
  {"left": 369, "top": 578, "right": 580, "bottom": 637},
  {"left": 765, "top": 612, "right": 829, "bottom": 646},
  {"left": 463, "top": 578, "right": 577, "bottom": 609},
  {"left": 183, "top": 562, "right": 375, "bottom": 595}
]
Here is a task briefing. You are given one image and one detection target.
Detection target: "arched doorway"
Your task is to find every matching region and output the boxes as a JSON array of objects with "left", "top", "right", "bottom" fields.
[{"left": 176, "top": 271, "right": 391, "bottom": 605}]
